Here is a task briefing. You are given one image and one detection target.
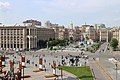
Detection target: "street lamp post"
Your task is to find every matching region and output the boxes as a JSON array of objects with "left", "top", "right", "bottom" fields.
[
  {"left": 0, "top": 59, "right": 2, "bottom": 73},
  {"left": 60, "top": 68, "right": 63, "bottom": 80},
  {"left": 115, "top": 62, "right": 118, "bottom": 80},
  {"left": 47, "top": 42, "right": 48, "bottom": 50}
]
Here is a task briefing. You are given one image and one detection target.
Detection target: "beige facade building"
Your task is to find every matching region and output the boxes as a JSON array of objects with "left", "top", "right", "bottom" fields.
[
  {"left": 45, "top": 21, "right": 69, "bottom": 40},
  {"left": 45, "top": 21, "right": 84, "bottom": 41},
  {"left": 68, "top": 29, "right": 75, "bottom": 40},
  {"left": 37, "top": 27, "right": 55, "bottom": 41},
  {"left": 58, "top": 28, "right": 69, "bottom": 39},
  {"left": 2, "top": 19, "right": 118, "bottom": 51},
  {"left": 112, "top": 28, "right": 120, "bottom": 47},
  {"left": 68, "top": 22, "right": 77, "bottom": 41},
  {"left": 45, "top": 21, "right": 113, "bottom": 43},
  {"left": 74, "top": 26, "right": 82, "bottom": 41},
  {"left": 86, "top": 26, "right": 96, "bottom": 41},
  {"left": 0, "top": 25, "right": 55, "bottom": 51},
  {"left": 79, "top": 25, "right": 97, "bottom": 42},
  {"left": 0, "top": 26, "right": 27, "bottom": 51},
  {"left": 112, "top": 28, "right": 119, "bottom": 40},
  {"left": 99, "top": 28, "right": 109, "bottom": 42}
]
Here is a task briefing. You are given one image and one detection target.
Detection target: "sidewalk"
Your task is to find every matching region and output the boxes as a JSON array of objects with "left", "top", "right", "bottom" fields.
[
  {"left": 23, "top": 68, "right": 78, "bottom": 80},
  {"left": 61, "top": 70, "right": 79, "bottom": 80},
  {"left": 88, "top": 60, "right": 107, "bottom": 80}
]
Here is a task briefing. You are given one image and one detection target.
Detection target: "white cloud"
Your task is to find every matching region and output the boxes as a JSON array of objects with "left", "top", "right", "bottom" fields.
[{"left": 0, "top": 1, "right": 11, "bottom": 9}]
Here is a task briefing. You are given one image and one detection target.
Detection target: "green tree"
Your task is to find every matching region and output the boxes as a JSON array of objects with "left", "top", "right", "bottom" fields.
[
  {"left": 48, "top": 38, "right": 70, "bottom": 49},
  {"left": 92, "top": 43, "right": 100, "bottom": 50},
  {"left": 110, "top": 38, "right": 118, "bottom": 50}
]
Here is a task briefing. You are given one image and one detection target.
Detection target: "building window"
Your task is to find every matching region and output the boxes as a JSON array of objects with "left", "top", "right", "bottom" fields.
[
  {"left": 11, "top": 44, "right": 13, "bottom": 48},
  {"left": 1, "top": 44, "right": 3, "bottom": 48},
  {"left": 8, "top": 44, "right": 9, "bottom": 48},
  {"left": 27, "top": 29, "right": 29, "bottom": 35},
  {"left": 4, "top": 44, "right": 6, "bottom": 48},
  {"left": 1, "top": 29, "right": 3, "bottom": 35},
  {"left": 14, "top": 44, "right": 16, "bottom": 48},
  {"left": 17, "top": 44, "right": 19, "bottom": 48},
  {"left": 21, "top": 44, "right": 23, "bottom": 48}
]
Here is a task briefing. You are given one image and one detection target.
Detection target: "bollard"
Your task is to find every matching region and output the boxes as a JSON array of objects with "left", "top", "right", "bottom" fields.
[
  {"left": 52, "top": 61, "right": 56, "bottom": 75},
  {"left": 9, "top": 60, "right": 14, "bottom": 72},
  {"left": 21, "top": 56, "right": 25, "bottom": 80},
  {"left": 16, "top": 69, "right": 21, "bottom": 80},
  {"left": 2, "top": 55, "right": 5, "bottom": 67},
  {"left": 18, "top": 62, "right": 22, "bottom": 80},
  {"left": 39, "top": 58, "right": 43, "bottom": 70},
  {"left": 0, "top": 60, "right": 2, "bottom": 73},
  {"left": 21, "top": 56, "right": 25, "bottom": 67},
  {"left": 0, "top": 56, "right": 5, "bottom": 67},
  {"left": 9, "top": 60, "right": 14, "bottom": 80}
]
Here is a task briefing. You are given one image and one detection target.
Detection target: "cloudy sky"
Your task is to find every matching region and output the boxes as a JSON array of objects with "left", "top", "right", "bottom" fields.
[{"left": 0, "top": 0, "right": 120, "bottom": 27}]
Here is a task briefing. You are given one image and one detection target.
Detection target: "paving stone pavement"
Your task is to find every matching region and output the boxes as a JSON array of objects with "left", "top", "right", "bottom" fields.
[{"left": 1, "top": 50, "right": 83, "bottom": 80}]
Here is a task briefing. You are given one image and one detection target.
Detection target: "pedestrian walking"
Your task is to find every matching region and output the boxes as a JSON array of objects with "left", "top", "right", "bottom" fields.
[{"left": 44, "top": 59, "right": 46, "bottom": 63}]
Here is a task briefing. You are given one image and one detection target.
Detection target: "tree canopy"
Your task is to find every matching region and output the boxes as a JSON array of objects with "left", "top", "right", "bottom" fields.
[
  {"left": 110, "top": 38, "right": 118, "bottom": 50},
  {"left": 48, "top": 38, "right": 69, "bottom": 48}
]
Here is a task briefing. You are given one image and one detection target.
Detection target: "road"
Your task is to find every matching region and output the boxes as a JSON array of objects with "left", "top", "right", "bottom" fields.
[{"left": 86, "top": 42, "right": 120, "bottom": 80}]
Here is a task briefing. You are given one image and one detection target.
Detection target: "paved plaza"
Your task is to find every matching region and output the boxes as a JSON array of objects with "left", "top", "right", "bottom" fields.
[
  {"left": 0, "top": 42, "right": 120, "bottom": 80},
  {"left": 0, "top": 49, "right": 88, "bottom": 80}
]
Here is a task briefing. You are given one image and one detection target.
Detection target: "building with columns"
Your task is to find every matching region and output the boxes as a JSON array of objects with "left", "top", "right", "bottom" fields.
[
  {"left": 0, "top": 25, "right": 55, "bottom": 51},
  {"left": 1, "top": 20, "right": 114, "bottom": 51},
  {"left": 99, "top": 28, "right": 109, "bottom": 42},
  {"left": 0, "top": 26, "right": 27, "bottom": 51}
]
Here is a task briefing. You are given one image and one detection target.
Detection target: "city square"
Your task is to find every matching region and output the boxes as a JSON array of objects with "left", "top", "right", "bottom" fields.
[
  {"left": 0, "top": 48, "right": 92, "bottom": 80},
  {"left": 1, "top": 0, "right": 120, "bottom": 80},
  {"left": 0, "top": 41, "right": 120, "bottom": 80},
  {"left": 0, "top": 22, "right": 120, "bottom": 80}
]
